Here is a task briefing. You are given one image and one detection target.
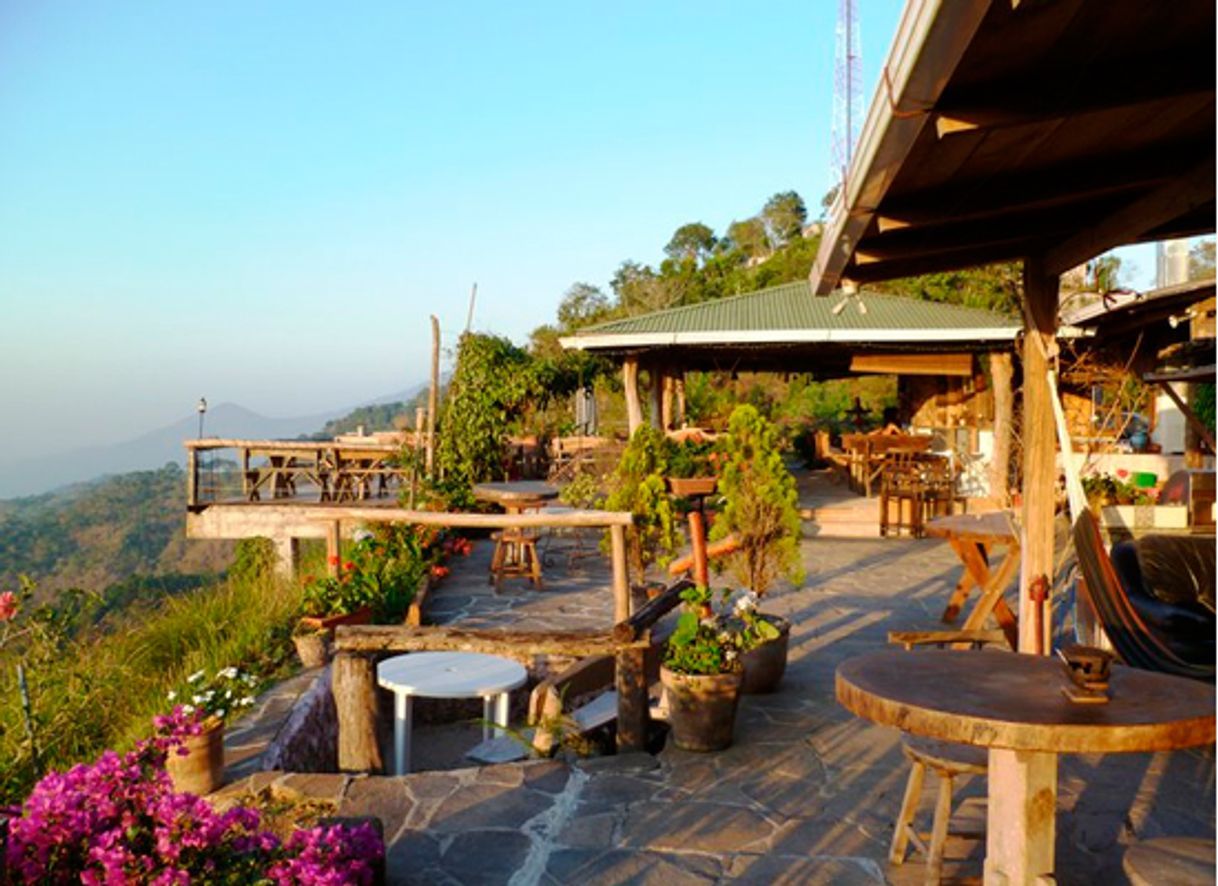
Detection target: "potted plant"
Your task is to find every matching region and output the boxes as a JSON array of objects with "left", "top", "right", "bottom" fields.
[
  {"left": 162, "top": 666, "right": 258, "bottom": 795},
  {"left": 664, "top": 438, "right": 722, "bottom": 498},
  {"left": 711, "top": 405, "right": 805, "bottom": 597},
  {"left": 728, "top": 590, "right": 790, "bottom": 694},
  {"left": 603, "top": 426, "right": 681, "bottom": 592},
  {"left": 661, "top": 585, "right": 744, "bottom": 751}
]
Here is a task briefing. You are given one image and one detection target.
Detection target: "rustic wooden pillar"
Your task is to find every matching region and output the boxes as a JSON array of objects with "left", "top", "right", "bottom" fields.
[
  {"left": 661, "top": 374, "right": 675, "bottom": 430},
  {"left": 610, "top": 523, "right": 630, "bottom": 622},
  {"left": 649, "top": 364, "right": 665, "bottom": 430},
  {"left": 1019, "top": 257, "right": 1058, "bottom": 655},
  {"left": 688, "top": 511, "right": 709, "bottom": 588},
  {"left": 334, "top": 651, "right": 383, "bottom": 773},
  {"left": 614, "top": 643, "right": 648, "bottom": 752},
  {"left": 326, "top": 521, "right": 342, "bottom": 578},
  {"left": 186, "top": 447, "right": 199, "bottom": 509},
  {"left": 623, "top": 357, "right": 644, "bottom": 435},
  {"left": 674, "top": 374, "right": 687, "bottom": 427},
  {"left": 989, "top": 352, "right": 1015, "bottom": 507},
  {"left": 427, "top": 315, "right": 440, "bottom": 476},
  {"left": 984, "top": 749, "right": 1057, "bottom": 884}
]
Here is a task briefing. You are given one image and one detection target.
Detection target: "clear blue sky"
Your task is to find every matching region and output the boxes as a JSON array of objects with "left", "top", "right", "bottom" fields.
[{"left": 0, "top": 1, "right": 1162, "bottom": 461}]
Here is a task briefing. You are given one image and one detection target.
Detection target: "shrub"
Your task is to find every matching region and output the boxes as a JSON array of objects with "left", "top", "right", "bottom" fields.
[
  {"left": 603, "top": 426, "right": 680, "bottom": 585},
  {"left": 711, "top": 405, "right": 805, "bottom": 595}
]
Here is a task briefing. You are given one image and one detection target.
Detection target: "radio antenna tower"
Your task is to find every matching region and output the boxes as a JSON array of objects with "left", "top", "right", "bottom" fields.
[{"left": 832, "top": 0, "right": 863, "bottom": 192}]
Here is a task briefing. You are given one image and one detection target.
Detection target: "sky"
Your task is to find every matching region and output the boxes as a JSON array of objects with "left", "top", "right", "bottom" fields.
[{"left": 0, "top": 1, "right": 1168, "bottom": 462}]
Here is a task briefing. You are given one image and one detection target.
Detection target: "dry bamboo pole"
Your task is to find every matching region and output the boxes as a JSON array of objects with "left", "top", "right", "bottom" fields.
[{"left": 427, "top": 315, "right": 440, "bottom": 476}]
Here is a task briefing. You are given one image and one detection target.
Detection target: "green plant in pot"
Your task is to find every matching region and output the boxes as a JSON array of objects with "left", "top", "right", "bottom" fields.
[
  {"left": 727, "top": 590, "right": 790, "bottom": 694},
  {"left": 663, "top": 438, "right": 723, "bottom": 498},
  {"left": 603, "top": 426, "right": 681, "bottom": 591},
  {"left": 162, "top": 665, "right": 259, "bottom": 795},
  {"left": 661, "top": 585, "right": 744, "bottom": 752}
]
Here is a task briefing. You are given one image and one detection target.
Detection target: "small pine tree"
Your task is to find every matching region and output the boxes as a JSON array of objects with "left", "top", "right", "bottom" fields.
[{"left": 712, "top": 405, "right": 805, "bottom": 594}]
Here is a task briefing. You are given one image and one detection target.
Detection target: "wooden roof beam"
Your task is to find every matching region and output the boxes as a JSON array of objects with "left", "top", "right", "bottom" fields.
[{"left": 1042, "top": 157, "right": 1216, "bottom": 277}]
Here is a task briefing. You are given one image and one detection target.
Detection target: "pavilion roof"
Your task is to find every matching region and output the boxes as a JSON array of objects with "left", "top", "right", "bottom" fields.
[{"left": 810, "top": 0, "right": 1215, "bottom": 293}]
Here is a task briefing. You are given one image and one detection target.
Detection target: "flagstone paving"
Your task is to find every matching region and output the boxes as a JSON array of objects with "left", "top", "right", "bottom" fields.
[{"left": 222, "top": 534, "right": 1215, "bottom": 884}]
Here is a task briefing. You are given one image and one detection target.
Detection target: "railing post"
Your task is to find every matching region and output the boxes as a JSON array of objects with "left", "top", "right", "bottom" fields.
[
  {"left": 615, "top": 642, "right": 648, "bottom": 753},
  {"left": 610, "top": 523, "right": 630, "bottom": 621},
  {"left": 333, "top": 649, "right": 383, "bottom": 773},
  {"left": 326, "top": 521, "right": 342, "bottom": 577}
]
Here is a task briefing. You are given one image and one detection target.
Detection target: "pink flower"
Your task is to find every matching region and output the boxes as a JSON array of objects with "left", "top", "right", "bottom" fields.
[{"left": 0, "top": 590, "right": 17, "bottom": 621}]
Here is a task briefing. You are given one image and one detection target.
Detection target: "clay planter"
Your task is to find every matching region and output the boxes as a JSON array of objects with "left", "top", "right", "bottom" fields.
[
  {"left": 740, "top": 616, "right": 791, "bottom": 695},
  {"left": 665, "top": 476, "right": 718, "bottom": 498},
  {"left": 660, "top": 666, "right": 742, "bottom": 752},
  {"left": 167, "top": 717, "right": 224, "bottom": 796},
  {"left": 292, "top": 629, "right": 331, "bottom": 668},
  {"left": 297, "top": 607, "right": 372, "bottom": 632}
]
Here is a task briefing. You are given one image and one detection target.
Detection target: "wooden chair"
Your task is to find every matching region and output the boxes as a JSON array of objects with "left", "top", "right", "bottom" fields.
[
  {"left": 489, "top": 529, "right": 543, "bottom": 591},
  {"left": 890, "top": 736, "right": 988, "bottom": 884},
  {"left": 1122, "top": 836, "right": 1214, "bottom": 885},
  {"left": 879, "top": 451, "right": 923, "bottom": 537}
]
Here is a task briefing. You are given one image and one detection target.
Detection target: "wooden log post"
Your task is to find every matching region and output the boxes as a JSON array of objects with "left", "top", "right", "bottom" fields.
[
  {"left": 326, "top": 520, "right": 342, "bottom": 578},
  {"left": 187, "top": 447, "right": 199, "bottom": 509},
  {"left": 688, "top": 511, "right": 709, "bottom": 588},
  {"left": 615, "top": 642, "right": 648, "bottom": 752},
  {"left": 1019, "top": 257, "right": 1059, "bottom": 656},
  {"left": 649, "top": 364, "right": 665, "bottom": 430},
  {"left": 623, "top": 357, "right": 643, "bottom": 436},
  {"left": 333, "top": 651, "right": 383, "bottom": 773},
  {"left": 427, "top": 315, "right": 440, "bottom": 476},
  {"left": 610, "top": 523, "right": 630, "bottom": 622},
  {"left": 674, "top": 374, "right": 686, "bottom": 427},
  {"left": 989, "top": 351, "right": 1014, "bottom": 507},
  {"left": 661, "top": 374, "right": 675, "bottom": 430}
]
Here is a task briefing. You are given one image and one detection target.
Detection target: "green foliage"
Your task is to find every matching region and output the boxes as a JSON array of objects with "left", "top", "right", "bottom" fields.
[
  {"left": 664, "top": 586, "right": 738, "bottom": 676},
  {"left": 1081, "top": 473, "right": 1154, "bottom": 508},
  {"left": 664, "top": 222, "right": 717, "bottom": 264},
  {"left": 556, "top": 282, "right": 612, "bottom": 331},
  {"left": 0, "top": 572, "right": 299, "bottom": 803},
  {"left": 603, "top": 426, "right": 680, "bottom": 584},
  {"left": 711, "top": 405, "right": 805, "bottom": 594},
  {"left": 1194, "top": 382, "right": 1215, "bottom": 431},
  {"left": 760, "top": 191, "right": 807, "bottom": 249},
  {"left": 663, "top": 438, "right": 720, "bottom": 479},
  {"left": 885, "top": 262, "right": 1022, "bottom": 316},
  {"left": 314, "top": 401, "right": 412, "bottom": 439},
  {"left": 229, "top": 537, "right": 278, "bottom": 587},
  {"left": 1189, "top": 239, "right": 1215, "bottom": 281}
]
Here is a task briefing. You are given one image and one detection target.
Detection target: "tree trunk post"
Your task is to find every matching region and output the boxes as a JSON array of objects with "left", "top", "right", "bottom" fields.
[
  {"left": 187, "top": 447, "right": 199, "bottom": 509},
  {"left": 623, "top": 357, "right": 643, "bottom": 436},
  {"left": 326, "top": 520, "right": 342, "bottom": 578},
  {"left": 427, "top": 315, "right": 440, "bottom": 477},
  {"left": 1019, "top": 257, "right": 1059, "bottom": 655},
  {"left": 614, "top": 643, "right": 648, "bottom": 753},
  {"left": 674, "top": 374, "right": 687, "bottom": 427},
  {"left": 333, "top": 651, "right": 383, "bottom": 773},
  {"left": 989, "top": 351, "right": 1015, "bottom": 507},
  {"left": 649, "top": 364, "right": 665, "bottom": 430},
  {"left": 610, "top": 523, "right": 630, "bottom": 622},
  {"left": 688, "top": 511, "right": 709, "bottom": 588}
]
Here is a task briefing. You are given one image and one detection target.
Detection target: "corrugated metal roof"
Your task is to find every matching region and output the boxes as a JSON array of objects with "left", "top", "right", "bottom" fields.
[{"left": 572, "top": 280, "right": 1020, "bottom": 338}]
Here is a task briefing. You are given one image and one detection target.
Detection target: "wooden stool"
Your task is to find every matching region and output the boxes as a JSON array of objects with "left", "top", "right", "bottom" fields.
[
  {"left": 1123, "top": 836, "right": 1214, "bottom": 886},
  {"left": 489, "top": 529, "right": 543, "bottom": 591},
  {"left": 890, "top": 735, "right": 988, "bottom": 884}
]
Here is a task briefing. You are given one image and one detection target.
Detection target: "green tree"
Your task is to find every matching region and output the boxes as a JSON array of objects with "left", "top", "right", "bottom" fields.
[
  {"left": 1091, "top": 254, "right": 1122, "bottom": 293},
  {"left": 761, "top": 191, "right": 807, "bottom": 249},
  {"left": 1189, "top": 239, "right": 1216, "bottom": 280},
  {"left": 603, "top": 426, "right": 680, "bottom": 585},
  {"left": 557, "top": 282, "right": 611, "bottom": 331},
  {"left": 725, "top": 218, "right": 769, "bottom": 260},
  {"left": 664, "top": 223, "right": 717, "bottom": 264}
]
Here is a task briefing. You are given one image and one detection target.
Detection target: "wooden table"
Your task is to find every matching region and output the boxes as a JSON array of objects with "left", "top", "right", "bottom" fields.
[
  {"left": 837, "top": 648, "right": 1215, "bottom": 884},
  {"left": 474, "top": 482, "right": 561, "bottom": 588},
  {"left": 377, "top": 651, "right": 528, "bottom": 774},
  {"left": 925, "top": 511, "right": 1020, "bottom": 650},
  {"left": 473, "top": 481, "right": 560, "bottom": 513}
]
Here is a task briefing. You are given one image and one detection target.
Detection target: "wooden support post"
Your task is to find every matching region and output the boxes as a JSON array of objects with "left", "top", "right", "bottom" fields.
[
  {"left": 186, "top": 448, "right": 199, "bottom": 509},
  {"left": 240, "top": 448, "right": 251, "bottom": 499},
  {"left": 649, "top": 364, "right": 665, "bottom": 430},
  {"left": 273, "top": 537, "right": 299, "bottom": 578},
  {"left": 610, "top": 523, "right": 630, "bottom": 622},
  {"left": 990, "top": 351, "right": 1014, "bottom": 507},
  {"left": 427, "top": 315, "right": 440, "bottom": 476},
  {"left": 615, "top": 643, "right": 648, "bottom": 753},
  {"left": 661, "top": 374, "right": 675, "bottom": 430},
  {"left": 411, "top": 407, "right": 425, "bottom": 509},
  {"left": 674, "top": 374, "right": 686, "bottom": 427},
  {"left": 333, "top": 651, "right": 383, "bottom": 773},
  {"left": 326, "top": 521, "right": 342, "bottom": 578},
  {"left": 1019, "top": 257, "right": 1058, "bottom": 655},
  {"left": 984, "top": 748, "right": 1057, "bottom": 885},
  {"left": 623, "top": 357, "right": 643, "bottom": 436},
  {"left": 688, "top": 511, "right": 709, "bottom": 588}
]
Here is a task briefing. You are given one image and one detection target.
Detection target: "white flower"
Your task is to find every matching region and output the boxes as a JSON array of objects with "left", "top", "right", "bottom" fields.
[
  {"left": 243, "top": 674, "right": 257, "bottom": 686},
  {"left": 182, "top": 704, "right": 196, "bottom": 714},
  {"left": 240, "top": 696, "right": 255, "bottom": 707},
  {"left": 166, "top": 690, "right": 177, "bottom": 701},
  {"left": 215, "top": 708, "right": 226, "bottom": 720},
  {"left": 353, "top": 529, "right": 374, "bottom": 542},
  {"left": 187, "top": 670, "right": 205, "bottom": 684},
  {"left": 733, "top": 592, "right": 760, "bottom": 615},
  {"left": 192, "top": 694, "right": 205, "bottom": 705},
  {"left": 203, "top": 690, "right": 216, "bottom": 701},
  {"left": 218, "top": 666, "right": 238, "bottom": 680},
  {"left": 725, "top": 649, "right": 738, "bottom": 662},
  {"left": 225, "top": 690, "right": 233, "bottom": 700}
]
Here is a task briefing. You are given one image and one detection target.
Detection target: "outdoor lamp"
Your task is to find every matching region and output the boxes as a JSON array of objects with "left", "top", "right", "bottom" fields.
[{"left": 197, "top": 397, "right": 207, "bottom": 439}]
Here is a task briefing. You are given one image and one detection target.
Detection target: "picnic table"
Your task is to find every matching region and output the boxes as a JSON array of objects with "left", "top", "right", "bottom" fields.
[
  {"left": 837, "top": 648, "right": 1215, "bottom": 884},
  {"left": 925, "top": 511, "right": 1020, "bottom": 649}
]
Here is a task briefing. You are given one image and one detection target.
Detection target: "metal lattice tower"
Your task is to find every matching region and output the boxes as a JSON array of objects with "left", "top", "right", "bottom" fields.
[{"left": 832, "top": 0, "right": 863, "bottom": 190}]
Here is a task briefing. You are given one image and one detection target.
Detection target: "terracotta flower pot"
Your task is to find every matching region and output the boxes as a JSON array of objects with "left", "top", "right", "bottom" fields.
[
  {"left": 661, "top": 666, "right": 742, "bottom": 752},
  {"left": 665, "top": 476, "right": 718, "bottom": 497},
  {"left": 293, "top": 629, "right": 331, "bottom": 668},
  {"left": 297, "top": 607, "right": 372, "bottom": 632},
  {"left": 167, "top": 717, "right": 224, "bottom": 796},
  {"left": 740, "top": 616, "right": 791, "bottom": 695}
]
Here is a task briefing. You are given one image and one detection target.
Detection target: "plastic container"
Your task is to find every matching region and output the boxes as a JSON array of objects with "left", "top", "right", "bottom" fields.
[{"left": 1132, "top": 471, "right": 1158, "bottom": 489}]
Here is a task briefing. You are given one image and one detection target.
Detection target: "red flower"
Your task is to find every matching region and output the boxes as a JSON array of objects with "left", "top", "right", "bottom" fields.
[
  {"left": 0, "top": 591, "right": 17, "bottom": 622},
  {"left": 327, "top": 555, "right": 340, "bottom": 566},
  {"left": 430, "top": 564, "right": 450, "bottom": 580},
  {"left": 343, "top": 561, "right": 355, "bottom": 571}
]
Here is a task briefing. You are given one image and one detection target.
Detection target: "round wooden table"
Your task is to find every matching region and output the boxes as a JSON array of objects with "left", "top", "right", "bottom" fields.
[
  {"left": 472, "top": 481, "right": 560, "bottom": 514},
  {"left": 836, "top": 648, "right": 1215, "bottom": 884}
]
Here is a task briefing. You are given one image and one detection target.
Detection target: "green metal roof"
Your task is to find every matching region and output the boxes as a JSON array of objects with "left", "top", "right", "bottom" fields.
[{"left": 563, "top": 280, "right": 1020, "bottom": 349}]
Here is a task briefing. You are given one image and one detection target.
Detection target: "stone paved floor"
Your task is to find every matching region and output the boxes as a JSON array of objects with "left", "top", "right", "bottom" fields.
[{"left": 223, "top": 534, "right": 1215, "bottom": 884}]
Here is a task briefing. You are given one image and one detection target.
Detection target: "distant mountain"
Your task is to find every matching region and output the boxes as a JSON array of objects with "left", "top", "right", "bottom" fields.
[{"left": 0, "top": 383, "right": 429, "bottom": 499}]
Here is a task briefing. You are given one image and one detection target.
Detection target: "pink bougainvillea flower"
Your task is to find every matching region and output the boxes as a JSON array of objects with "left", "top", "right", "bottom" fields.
[{"left": 0, "top": 590, "right": 16, "bottom": 621}]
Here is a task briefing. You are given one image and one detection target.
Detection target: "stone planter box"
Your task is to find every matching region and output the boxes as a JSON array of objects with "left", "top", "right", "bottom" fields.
[{"left": 1100, "top": 504, "right": 1189, "bottom": 532}]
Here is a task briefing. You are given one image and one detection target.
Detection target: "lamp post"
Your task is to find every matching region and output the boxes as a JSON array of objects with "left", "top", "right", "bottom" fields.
[{"left": 197, "top": 397, "right": 207, "bottom": 439}]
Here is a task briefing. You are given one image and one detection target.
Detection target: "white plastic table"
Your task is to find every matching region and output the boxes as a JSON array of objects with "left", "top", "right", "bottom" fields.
[{"left": 376, "top": 651, "right": 528, "bottom": 775}]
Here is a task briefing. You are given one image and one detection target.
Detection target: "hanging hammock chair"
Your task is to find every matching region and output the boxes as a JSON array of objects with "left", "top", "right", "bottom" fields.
[{"left": 1050, "top": 372, "right": 1214, "bottom": 681}]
